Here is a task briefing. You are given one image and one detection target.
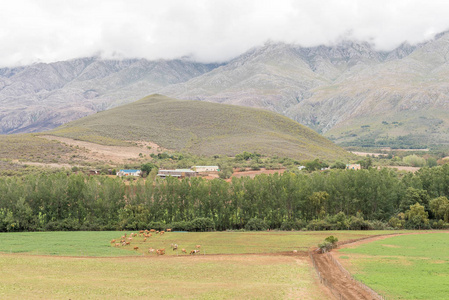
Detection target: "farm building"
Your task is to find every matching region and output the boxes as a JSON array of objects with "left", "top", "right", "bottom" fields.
[
  {"left": 117, "top": 169, "right": 142, "bottom": 177},
  {"left": 192, "top": 166, "right": 220, "bottom": 172},
  {"left": 346, "top": 164, "right": 361, "bottom": 170},
  {"left": 157, "top": 169, "right": 197, "bottom": 178}
]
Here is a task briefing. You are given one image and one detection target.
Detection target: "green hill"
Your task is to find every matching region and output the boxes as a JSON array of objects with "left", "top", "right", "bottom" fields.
[{"left": 50, "top": 94, "right": 351, "bottom": 160}]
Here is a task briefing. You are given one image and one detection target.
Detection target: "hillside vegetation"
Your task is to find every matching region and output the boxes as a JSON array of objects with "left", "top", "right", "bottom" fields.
[{"left": 50, "top": 94, "right": 350, "bottom": 160}]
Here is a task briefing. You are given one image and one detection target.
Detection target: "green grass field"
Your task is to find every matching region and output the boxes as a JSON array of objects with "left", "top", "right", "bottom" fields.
[
  {"left": 339, "top": 232, "right": 449, "bottom": 299},
  {"left": 0, "top": 230, "right": 392, "bottom": 257}
]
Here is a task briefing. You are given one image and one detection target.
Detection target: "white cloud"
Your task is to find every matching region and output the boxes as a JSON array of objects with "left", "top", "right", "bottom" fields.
[{"left": 1, "top": 0, "right": 449, "bottom": 67}]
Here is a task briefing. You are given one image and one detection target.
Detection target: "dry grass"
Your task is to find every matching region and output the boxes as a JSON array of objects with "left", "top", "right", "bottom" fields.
[
  {"left": 0, "top": 253, "right": 326, "bottom": 299},
  {"left": 49, "top": 94, "right": 352, "bottom": 161}
]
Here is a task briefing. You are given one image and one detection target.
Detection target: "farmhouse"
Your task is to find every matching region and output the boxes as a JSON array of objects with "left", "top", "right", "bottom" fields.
[
  {"left": 346, "top": 164, "right": 361, "bottom": 170},
  {"left": 157, "top": 169, "right": 197, "bottom": 178},
  {"left": 117, "top": 169, "right": 142, "bottom": 177},
  {"left": 192, "top": 166, "right": 220, "bottom": 172}
]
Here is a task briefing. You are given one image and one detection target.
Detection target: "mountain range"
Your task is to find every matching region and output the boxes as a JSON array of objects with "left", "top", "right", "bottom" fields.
[{"left": 2, "top": 31, "right": 449, "bottom": 148}]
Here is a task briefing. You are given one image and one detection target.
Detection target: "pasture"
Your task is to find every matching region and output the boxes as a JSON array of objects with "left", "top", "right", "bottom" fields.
[
  {"left": 0, "top": 230, "right": 409, "bottom": 299},
  {"left": 0, "top": 253, "right": 327, "bottom": 299},
  {"left": 0, "top": 230, "right": 391, "bottom": 257},
  {"left": 338, "top": 232, "right": 449, "bottom": 299}
]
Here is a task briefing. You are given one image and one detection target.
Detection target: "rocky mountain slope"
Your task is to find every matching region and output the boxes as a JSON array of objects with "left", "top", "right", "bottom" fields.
[
  {"left": 162, "top": 32, "right": 449, "bottom": 147},
  {"left": 3, "top": 31, "right": 449, "bottom": 148},
  {"left": 0, "top": 58, "right": 219, "bottom": 134}
]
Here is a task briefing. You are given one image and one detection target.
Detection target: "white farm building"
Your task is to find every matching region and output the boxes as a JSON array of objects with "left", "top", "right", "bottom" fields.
[{"left": 192, "top": 166, "right": 220, "bottom": 172}]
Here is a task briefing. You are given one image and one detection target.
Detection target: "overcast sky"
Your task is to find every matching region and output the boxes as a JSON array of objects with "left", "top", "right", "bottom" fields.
[{"left": 1, "top": 0, "right": 449, "bottom": 67}]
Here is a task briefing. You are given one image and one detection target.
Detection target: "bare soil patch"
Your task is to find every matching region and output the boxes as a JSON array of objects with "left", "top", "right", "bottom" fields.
[
  {"left": 41, "top": 135, "right": 164, "bottom": 164},
  {"left": 352, "top": 151, "right": 384, "bottom": 157},
  {"left": 312, "top": 252, "right": 375, "bottom": 300},
  {"left": 384, "top": 166, "right": 420, "bottom": 172},
  {"left": 230, "top": 168, "right": 286, "bottom": 179}
]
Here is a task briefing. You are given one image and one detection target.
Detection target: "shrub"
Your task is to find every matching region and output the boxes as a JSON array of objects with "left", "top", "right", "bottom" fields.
[
  {"left": 245, "top": 218, "right": 269, "bottom": 231},
  {"left": 147, "top": 222, "right": 166, "bottom": 231},
  {"left": 189, "top": 218, "right": 215, "bottom": 232},
  {"left": 307, "top": 219, "right": 334, "bottom": 231},
  {"left": 280, "top": 219, "right": 306, "bottom": 231},
  {"left": 167, "top": 221, "right": 191, "bottom": 231},
  {"left": 403, "top": 155, "right": 426, "bottom": 167}
]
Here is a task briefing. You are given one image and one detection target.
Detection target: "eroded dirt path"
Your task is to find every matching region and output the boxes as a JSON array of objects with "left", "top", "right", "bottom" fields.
[
  {"left": 41, "top": 135, "right": 164, "bottom": 164},
  {"left": 311, "top": 251, "right": 377, "bottom": 300}
]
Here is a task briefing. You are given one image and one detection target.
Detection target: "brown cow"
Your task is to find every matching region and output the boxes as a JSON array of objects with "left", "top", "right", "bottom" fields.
[
  {"left": 166, "top": 228, "right": 172, "bottom": 232},
  {"left": 150, "top": 229, "right": 156, "bottom": 232},
  {"left": 110, "top": 239, "right": 116, "bottom": 244},
  {"left": 148, "top": 247, "right": 155, "bottom": 254},
  {"left": 156, "top": 249, "right": 165, "bottom": 255},
  {"left": 195, "top": 245, "right": 201, "bottom": 249},
  {"left": 144, "top": 238, "right": 147, "bottom": 242},
  {"left": 115, "top": 243, "right": 120, "bottom": 247},
  {"left": 134, "top": 246, "right": 139, "bottom": 251},
  {"left": 190, "top": 250, "right": 200, "bottom": 255},
  {"left": 171, "top": 243, "right": 178, "bottom": 251},
  {"left": 160, "top": 231, "right": 165, "bottom": 235},
  {"left": 139, "top": 230, "right": 144, "bottom": 234},
  {"left": 181, "top": 248, "right": 187, "bottom": 254}
]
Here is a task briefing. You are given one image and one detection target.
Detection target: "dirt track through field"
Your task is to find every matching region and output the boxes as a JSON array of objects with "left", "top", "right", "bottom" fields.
[
  {"left": 312, "top": 231, "right": 449, "bottom": 300},
  {"left": 312, "top": 251, "right": 376, "bottom": 299}
]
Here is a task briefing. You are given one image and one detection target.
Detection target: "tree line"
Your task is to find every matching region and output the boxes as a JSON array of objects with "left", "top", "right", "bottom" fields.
[{"left": 1, "top": 165, "right": 449, "bottom": 232}]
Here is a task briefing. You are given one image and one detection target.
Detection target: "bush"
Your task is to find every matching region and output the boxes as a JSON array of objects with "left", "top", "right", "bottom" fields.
[
  {"left": 189, "top": 218, "right": 215, "bottom": 232},
  {"left": 245, "top": 218, "right": 269, "bottom": 231},
  {"left": 366, "top": 220, "right": 390, "bottom": 230},
  {"left": 348, "top": 215, "right": 370, "bottom": 230},
  {"left": 167, "top": 221, "right": 191, "bottom": 231},
  {"left": 147, "top": 222, "right": 166, "bottom": 231},
  {"left": 403, "top": 155, "right": 426, "bottom": 167},
  {"left": 280, "top": 219, "right": 307, "bottom": 231},
  {"left": 307, "top": 219, "right": 334, "bottom": 231}
]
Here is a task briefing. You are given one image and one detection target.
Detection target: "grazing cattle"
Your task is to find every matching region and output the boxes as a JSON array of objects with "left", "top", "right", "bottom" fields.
[
  {"left": 166, "top": 228, "right": 172, "bottom": 232},
  {"left": 292, "top": 250, "right": 298, "bottom": 253},
  {"left": 128, "top": 237, "right": 133, "bottom": 241},
  {"left": 144, "top": 238, "right": 147, "bottom": 242},
  {"left": 110, "top": 239, "right": 116, "bottom": 244},
  {"left": 125, "top": 241, "right": 130, "bottom": 246},
  {"left": 195, "top": 245, "right": 201, "bottom": 249},
  {"left": 148, "top": 248, "right": 155, "bottom": 254},
  {"left": 121, "top": 235, "right": 125, "bottom": 240},
  {"left": 171, "top": 244, "right": 178, "bottom": 251},
  {"left": 150, "top": 229, "right": 156, "bottom": 232},
  {"left": 115, "top": 243, "right": 120, "bottom": 247},
  {"left": 190, "top": 250, "right": 200, "bottom": 255},
  {"left": 156, "top": 249, "right": 165, "bottom": 255},
  {"left": 122, "top": 242, "right": 126, "bottom": 246},
  {"left": 181, "top": 248, "right": 187, "bottom": 254},
  {"left": 139, "top": 230, "right": 144, "bottom": 234},
  {"left": 160, "top": 231, "right": 165, "bottom": 235},
  {"left": 134, "top": 246, "right": 139, "bottom": 251}
]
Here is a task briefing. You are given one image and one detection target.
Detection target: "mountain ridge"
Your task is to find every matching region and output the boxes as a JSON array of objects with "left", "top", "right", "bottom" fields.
[{"left": 2, "top": 31, "right": 449, "bottom": 148}]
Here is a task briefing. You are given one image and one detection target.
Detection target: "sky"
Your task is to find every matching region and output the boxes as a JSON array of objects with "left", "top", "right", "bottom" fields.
[{"left": 1, "top": 0, "right": 449, "bottom": 67}]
